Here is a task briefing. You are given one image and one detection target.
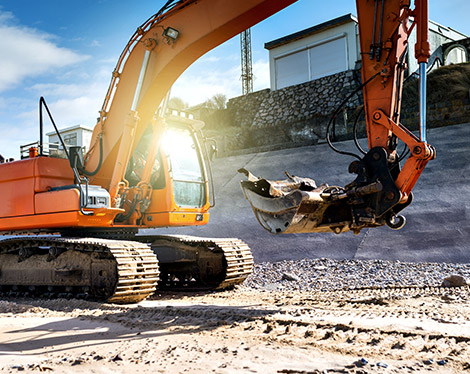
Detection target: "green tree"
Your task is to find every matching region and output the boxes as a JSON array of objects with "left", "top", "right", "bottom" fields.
[
  {"left": 209, "top": 93, "right": 227, "bottom": 110},
  {"left": 168, "top": 96, "right": 188, "bottom": 110}
]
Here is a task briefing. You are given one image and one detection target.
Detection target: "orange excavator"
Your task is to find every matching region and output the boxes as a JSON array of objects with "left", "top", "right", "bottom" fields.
[{"left": 0, "top": 0, "right": 433, "bottom": 303}]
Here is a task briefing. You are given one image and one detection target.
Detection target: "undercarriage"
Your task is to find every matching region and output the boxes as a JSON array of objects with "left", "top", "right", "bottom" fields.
[{"left": 0, "top": 231, "right": 253, "bottom": 303}]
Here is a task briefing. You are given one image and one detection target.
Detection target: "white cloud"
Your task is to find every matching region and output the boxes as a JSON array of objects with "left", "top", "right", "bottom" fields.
[
  {"left": 171, "top": 63, "right": 241, "bottom": 106},
  {"left": 0, "top": 13, "right": 89, "bottom": 92},
  {"left": 171, "top": 57, "right": 271, "bottom": 106},
  {"left": 20, "top": 79, "right": 109, "bottom": 129},
  {"left": 0, "top": 118, "right": 38, "bottom": 159},
  {"left": 42, "top": 95, "right": 103, "bottom": 128},
  {"left": 201, "top": 56, "right": 221, "bottom": 63},
  {"left": 252, "top": 59, "right": 270, "bottom": 91},
  {"left": 0, "top": 9, "right": 14, "bottom": 24}
]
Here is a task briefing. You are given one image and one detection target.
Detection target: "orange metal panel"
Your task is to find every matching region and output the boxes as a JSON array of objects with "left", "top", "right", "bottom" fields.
[
  {"left": 0, "top": 159, "right": 35, "bottom": 217},
  {"left": 146, "top": 188, "right": 173, "bottom": 214},
  {"left": 0, "top": 209, "right": 119, "bottom": 231},
  {"left": 35, "top": 189, "right": 79, "bottom": 214},
  {"left": 143, "top": 212, "right": 209, "bottom": 227},
  {"left": 0, "top": 158, "right": 35, "bottom": 182},
  {"left": 0, "top": 157, "right": 74, "bottom": 219},
  {"left": 356, "top": 0, "right": 410, "bottom": 151},
  {"left": 33, "top": 157, "right": 74, "bottom": 192},
  {"left": 144, "top": 182, "right": 210, "bottom": 228}
]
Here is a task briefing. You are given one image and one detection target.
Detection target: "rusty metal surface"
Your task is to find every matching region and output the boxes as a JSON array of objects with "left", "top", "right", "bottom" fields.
[
  {"left": 240, "top": 173, "right": 349, "bottom": 234},
  {"left": 0, "top": 237, "right": 159, "bottom": 304},
  {"left": 149, "top": 235, "right": 253, "bottom": 290}
]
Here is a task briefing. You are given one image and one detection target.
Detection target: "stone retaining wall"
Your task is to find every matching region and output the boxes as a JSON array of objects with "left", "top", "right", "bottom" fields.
[
  {"left": 227, "top": 70, "right": 362, "bottom": 128},
  {"left": 401, "top": 98, "right": 470, "bottom": 130},
  {"left": 202, "top": 69, "right": 469, "bottom": 156}
]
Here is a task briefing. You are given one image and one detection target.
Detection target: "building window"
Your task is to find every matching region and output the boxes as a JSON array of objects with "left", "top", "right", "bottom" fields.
[
  {"left": 275, "top": 49, "right": 309, "bottom": 90},
  {"left": 445, "top": 45, "right": 468, "bottom": 65},
  {"left": 274, "top": 36, "right": 348, "bottom": 89},
  {"left": 309, "top": 37, "right": 348, "bottom": 80},
  {"left": 64, "top": 133, "right": 77, "bottom": 146}
]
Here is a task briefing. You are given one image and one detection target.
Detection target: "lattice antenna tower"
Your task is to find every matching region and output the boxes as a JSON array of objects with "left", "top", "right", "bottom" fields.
[{"left": 240, "top": 28, "right": 253, "bottom": 95}]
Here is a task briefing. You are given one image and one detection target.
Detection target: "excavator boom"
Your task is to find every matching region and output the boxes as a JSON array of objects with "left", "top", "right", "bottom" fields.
[{"left": 84, "top": 0, "right": 297, "bottom": 198}]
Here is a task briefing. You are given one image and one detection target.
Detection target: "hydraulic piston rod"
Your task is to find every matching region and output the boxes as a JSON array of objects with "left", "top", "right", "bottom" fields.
[
  {"left": 414, "top": 0, "right": 431, "bottom": 143},
  {"left": 419, "top": 62, "right": 427, "bottom": 143}
]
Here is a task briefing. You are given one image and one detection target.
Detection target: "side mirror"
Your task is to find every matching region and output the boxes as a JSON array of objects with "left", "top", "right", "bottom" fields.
[
  {"left": 209, "top": 144, "right": 217, "bottom": 161},
  {"left": 205, "top": 139, "right": 217, "bottom": 161}
]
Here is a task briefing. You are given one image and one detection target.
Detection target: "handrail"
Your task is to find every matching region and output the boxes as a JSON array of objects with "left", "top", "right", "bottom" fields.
[
  {"left": 38, "top": 97, "right": 93, "bottom": 216},
  {"left": 39, "top": 97, "right": 70, "bottom": 160}
]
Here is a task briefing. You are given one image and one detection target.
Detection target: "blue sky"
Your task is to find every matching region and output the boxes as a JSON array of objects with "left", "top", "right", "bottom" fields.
[{"left": 0, "top": 0, "right": 469, "bottom": 158}]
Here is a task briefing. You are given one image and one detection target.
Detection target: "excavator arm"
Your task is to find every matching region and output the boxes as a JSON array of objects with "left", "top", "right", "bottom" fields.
[{"left": 240, "top": 0, "right": 435, "bottom": 235}]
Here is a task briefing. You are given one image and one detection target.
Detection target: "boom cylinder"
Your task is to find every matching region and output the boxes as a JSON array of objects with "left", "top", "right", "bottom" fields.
[
  {"left": 414, "top": 0, "right": 431, "bottom": 143},
  {"left": 419, "top": 62, "right": 427, "bottom": 142}
]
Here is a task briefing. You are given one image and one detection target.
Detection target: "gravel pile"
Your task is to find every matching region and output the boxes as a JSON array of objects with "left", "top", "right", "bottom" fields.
[{"left": 243, "top": 258, "right": 470, "bottom": 291}]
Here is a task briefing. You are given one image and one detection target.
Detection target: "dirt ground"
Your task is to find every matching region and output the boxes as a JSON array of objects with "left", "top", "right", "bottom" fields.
[{"left": 1, "top": 286, "right": 470, "bottom": 373}]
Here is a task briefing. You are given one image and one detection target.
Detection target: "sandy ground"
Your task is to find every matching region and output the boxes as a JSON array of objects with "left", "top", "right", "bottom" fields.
[{"left": 1, "top": 286, "right": 470, "bottom": 373}]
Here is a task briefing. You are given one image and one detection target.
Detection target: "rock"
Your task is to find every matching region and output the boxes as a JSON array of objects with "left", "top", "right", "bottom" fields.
[
  {"left": 264, "top": 323, "right": 275, "bottom": 333},
  {"left": 441, "top": 294, "right": 457, "bottom": 302},
  {"left": 441, "top": 274, "right": 467, "bottom": 287},
  {"left": 71, "top": 358, "right": 85, "bottom": 366},
  {"left": 281, "top": 272, "right": 300, "bottom": 282},
  {"left": 391, "top": 341, "right": 406, "bottom": 349},
  {"left": 112, "top": 354, "right": 123, "bottom": 362},
  {"left": 243, "top": 258, "right": 470, "bottom": 293},
  {"left": 353, "top": 358, "right": 368, "bottom": 367},
  {"left": 437, "top": 360, "right": 447, "bottom": 366},
  {"left": 31, "top": 364, "right": 53, "bottom": 372}
]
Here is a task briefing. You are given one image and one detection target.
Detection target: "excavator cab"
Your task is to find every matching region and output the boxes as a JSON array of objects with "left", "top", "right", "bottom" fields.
[{"left": 132, "top": 110, "right": 212, "bottom": 228}]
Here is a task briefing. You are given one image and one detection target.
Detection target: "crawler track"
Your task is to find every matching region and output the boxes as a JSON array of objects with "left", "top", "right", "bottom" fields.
[
  {"left": 148, "top": 235, "right": 253, "bottom": 290},
  {"left": 0, "top": 232, "right": 254, "bottom": 303},
  {"left": 0, "top": 237, "right": 159, "bottom": 303}
]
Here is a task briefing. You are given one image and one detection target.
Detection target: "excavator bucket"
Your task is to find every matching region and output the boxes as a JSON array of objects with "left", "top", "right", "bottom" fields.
[
  {"left": 238, "top": 168, "right": 353, "bottom": 235},
  {"left": 239, "top": 148, "right": 408, "bottom": 235}
]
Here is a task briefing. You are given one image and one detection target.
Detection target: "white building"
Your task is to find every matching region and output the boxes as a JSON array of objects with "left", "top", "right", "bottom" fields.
[
  {"left": 265, "top": 14, "right": 359, "bottom": 90},
  {"left": 265, "top": 14, "right": 468, "bottom": 91},
  {"left": 46, "top": 124, "right": 93, "bottom": 152},
  {"left": 408, "top": 20, "right": 467, "bottom": 72}
]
